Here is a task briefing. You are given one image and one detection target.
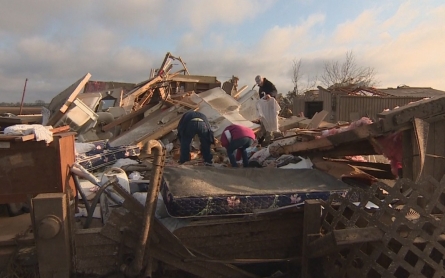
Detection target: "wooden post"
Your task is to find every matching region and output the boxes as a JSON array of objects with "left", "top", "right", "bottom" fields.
[{"left": 301, "top": 199, "right": 322, "bottom": 278}]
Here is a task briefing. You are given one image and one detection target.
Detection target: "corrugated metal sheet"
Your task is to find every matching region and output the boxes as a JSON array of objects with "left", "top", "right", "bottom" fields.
[
  {"left": 292, "top": 95, "right": 307, "bottom": 115},
  {"left": 381, "top": 87, "right": 445, "bottom": 97},
  {"left": 319, "top": 90, "right": 333, "bottom": 121},
  {"left": 336, "top": 96, "right": 423, "bottom": 122}
]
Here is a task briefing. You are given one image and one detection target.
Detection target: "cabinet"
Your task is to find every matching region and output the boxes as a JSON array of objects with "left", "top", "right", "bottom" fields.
[{"left": 0, "top": 133, "right": 76, "bottom": 203}]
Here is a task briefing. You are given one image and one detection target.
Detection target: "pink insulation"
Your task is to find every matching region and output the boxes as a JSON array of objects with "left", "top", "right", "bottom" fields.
[
  {"left": 319, "top": 117, "right": 373, "bottom": 138},
  {"left": 374, "top": 132, "right": 403, "bottom": 177}
]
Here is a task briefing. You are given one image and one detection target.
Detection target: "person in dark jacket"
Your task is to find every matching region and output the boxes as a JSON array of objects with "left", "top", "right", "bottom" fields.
[
  {"left": 220, "top": 124, "right": 256, "bottom": 167},
  {"left": 177, "top": 111, "right": 214, "bottom": 165},
  {"left": 255, "top": 75, "right": 277, "bottom": 99}
]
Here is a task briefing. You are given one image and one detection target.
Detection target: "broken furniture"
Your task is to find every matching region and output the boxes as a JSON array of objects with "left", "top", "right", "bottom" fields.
[
  {"left": 0, "top": 132, "right": 76, "bottom": 276},
  {"left": 53, "top": 98, "right": 99, "bottom": 133},
  {"left": 75, "top": 139, "right": 141, "bottom": 171},
  {"left": 0, "top": 132, "right": 76, "bottom": 204}
]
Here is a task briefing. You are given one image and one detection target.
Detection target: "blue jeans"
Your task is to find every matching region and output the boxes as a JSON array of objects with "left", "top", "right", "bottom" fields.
[
  {"left": 226, "top": 137, "right": 254, "bottom": 167},
  {"left": 179, "top": 121, "right": 213, "bottom": 164}
]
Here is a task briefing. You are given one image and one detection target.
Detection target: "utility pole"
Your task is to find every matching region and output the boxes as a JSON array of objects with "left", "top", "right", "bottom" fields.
[{"left": 19, "top": 78, "right": 28, "bottom": 115}]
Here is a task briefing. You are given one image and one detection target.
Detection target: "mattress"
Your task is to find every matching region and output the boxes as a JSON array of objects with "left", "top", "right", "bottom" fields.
[
  {"left": 160, "top": 166, "right": 350, "bottom": 218},
  {"left": 76, "top": 140, "right": 140, "bottom": 171}
]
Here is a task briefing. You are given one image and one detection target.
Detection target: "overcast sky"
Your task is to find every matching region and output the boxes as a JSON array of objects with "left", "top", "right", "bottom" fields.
[{"left": 0, "top": 0, "right": 444, "bottom": 103}]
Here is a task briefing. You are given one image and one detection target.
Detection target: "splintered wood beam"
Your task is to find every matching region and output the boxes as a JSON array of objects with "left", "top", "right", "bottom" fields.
[
  {"left": 307, "top": 227, "right": 384, "bottom": 258},
  {"left": 47, "top": 73, "right": 92, "bottom": 126},
  {"left": 159, "top": 52, "right": 172, "bottom": 74},
  {"left": 135, "top": 89, "right": 154, "bottom": 109},
  {"left": 125, "top": 76, "right": 162, "bottom": 99},
  {"left": 138, "top": 118, "right": 181, "bottom": 149},
  {"left": 233, "top": 85, "right": 248, "bottom": 99},
  {"left": 177, "top": 56, "right": 190, "bottom": 75},
  {"left": 157, "top": 87, "right": 167, "bottom": 101},
  {"left": 51, "top": 125, "right": 71, "bottom": 134},
  {"left": 102, "top": 105, "right": 152, "bottom": 132},
  {"left": 16, "top": 134, "right": 36, "bottom": 142},
  {"left": 270, "top": 122, "right": 383, "bottom": 156}
]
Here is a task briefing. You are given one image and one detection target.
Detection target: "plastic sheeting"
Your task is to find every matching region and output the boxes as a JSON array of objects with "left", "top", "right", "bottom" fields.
[{"left": 256, "top": 98, "right": 281, "bottom": 132}]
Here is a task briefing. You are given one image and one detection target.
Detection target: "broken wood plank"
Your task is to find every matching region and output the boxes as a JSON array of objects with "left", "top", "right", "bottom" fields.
[
  {"left": 124, "top": 76, "right": 162, "bottom": 99},
  {"left": 270, "top": 136, "right": 333, "bottom": 156},
  {"left": 302, "top": 200, "right": 322, "bottom": 278},
  {"left": 47, "top": 73, "right": 92, "bottom": 126},
  {"left": 109, "top": 106, "right": 186, "bottom": 147},
  {"left": 0, "top": 135, "right": 23, "bottom": 141},
  {"left": 51, "top": 125, "right": 71, "bottom": 134},
  {"left": 279, "top": 116, "right": 311, "bottom": 131},
  {"left": 16, "top": 134, "right": 35, "bottom": 142},
  {"left": 138, "top": 117, "right": 181, "bottom": 149},
  {"left": 233, "top": 85, "right": 248, "bottom": 99},
  {"left": 102, "top": 104, "right": 153, "bottom": 132},
  {"left": 165, "top": 98, "right": 199, "bottom": 110},
  {"left": 271, "top": 122, "right": 383, "bottom": 156},
  {"left": 307, "top": 227, "right": 384, "bottom": 258},
  {"left": 306, "top": 110, "right": 329, "bottom": 129},
  {"left": 135, "top": 89, "right": 154, "bottom": 109}
]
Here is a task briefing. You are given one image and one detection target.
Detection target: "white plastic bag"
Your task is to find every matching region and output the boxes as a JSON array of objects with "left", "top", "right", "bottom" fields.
[{"left": 256, "top": 98, "right": 281, "bottom": 132}]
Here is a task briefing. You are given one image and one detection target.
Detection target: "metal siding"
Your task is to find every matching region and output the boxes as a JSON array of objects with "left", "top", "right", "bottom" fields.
[
  {"left": 336, "top": 96, "right": 423, "bottom": 122},
  {"left": 292, "top": 95, "right": 307, "bottom": 115},
  {"left": 319, "top": 90, "right": 333, "bottom": 121},
  {"left": 292, "top": 94, "right": 321, "bottom": 116}
]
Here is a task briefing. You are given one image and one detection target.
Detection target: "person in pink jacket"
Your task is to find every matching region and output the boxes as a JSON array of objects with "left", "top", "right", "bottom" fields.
[{"left": 220, "top": 124, "right": 256, "bottom": 168}]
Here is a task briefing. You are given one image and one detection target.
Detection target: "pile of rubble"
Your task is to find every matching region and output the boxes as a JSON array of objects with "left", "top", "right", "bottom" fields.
[
  {"left": 0, "top": 52, "right": 335, "bottom": 172},
  {"left": 5, "top": 51, "right": 445, "bottom": 277}
]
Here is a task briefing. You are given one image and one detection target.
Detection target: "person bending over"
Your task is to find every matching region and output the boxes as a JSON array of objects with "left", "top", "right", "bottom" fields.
[
  {"left": 220, "top": 124, "right": 256, "bottom": 167},
  {"left": 177, "top": 111, "right": 214, "bottom": 165}
]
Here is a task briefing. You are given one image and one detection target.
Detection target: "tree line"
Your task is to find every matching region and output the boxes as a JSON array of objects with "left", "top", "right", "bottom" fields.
[
  {"left": 0, "top": 100, "right": 48, "bottom": 107},
  {"left": 287, "top": 50, "right": 378, "bottom": 100}
]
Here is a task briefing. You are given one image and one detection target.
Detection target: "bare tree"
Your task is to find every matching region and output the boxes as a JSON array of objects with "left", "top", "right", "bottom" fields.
[
  {"left": 288, "top": 58, "right": 318, "bottom": 100},
  {"left": 321, "top": 50, "right": 377, "bottom": 88},
  {"left": 291, "top": 58, "right": 302, "bottom": 96}
]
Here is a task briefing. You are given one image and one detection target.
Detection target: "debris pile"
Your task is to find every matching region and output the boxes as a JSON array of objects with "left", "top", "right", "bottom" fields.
[{"left": 2, "top": 52, "right": 445, "bottom": 277}]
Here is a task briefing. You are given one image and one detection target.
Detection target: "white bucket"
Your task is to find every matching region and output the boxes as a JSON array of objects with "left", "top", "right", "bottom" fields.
[{"left": 100, "top": 167, "right": 130, "bottom": 194}]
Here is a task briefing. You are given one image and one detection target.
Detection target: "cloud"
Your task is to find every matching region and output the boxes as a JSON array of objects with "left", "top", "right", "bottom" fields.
[
  {"left": 333, "top": 10, "right": 379, "bottom": 45},
  {"left": 0, "top": 1, "right": 76, "bottom": 36},
  {"left": 258, "top": 13, "right": 325, "bottom": 56},
  {"left": 292, "top": 2, "right": 445, "bottom": 91},
  {"left": 175, "top": 0, "right": 274, "bottom": 30},
  {"left": 0, "top": 0, "right": 444, "bottom": 104},
  {"left": 381, "top": 2, "right": 421, "bottom": 32},
  {"left": 363, "top": 3, "right": 445, "bottom": 89}
]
